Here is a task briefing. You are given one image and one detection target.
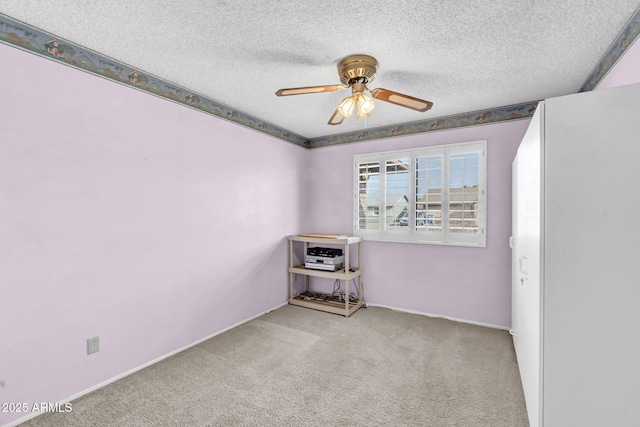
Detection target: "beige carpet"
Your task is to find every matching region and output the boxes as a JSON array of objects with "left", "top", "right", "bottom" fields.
[{"left": 21, "top": 305, "right": 529, "bottom": 426}]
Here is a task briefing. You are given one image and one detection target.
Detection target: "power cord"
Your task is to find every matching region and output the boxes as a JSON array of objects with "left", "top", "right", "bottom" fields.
[{"left": 300, "top": 277, "right": 366, "bottom": 307}]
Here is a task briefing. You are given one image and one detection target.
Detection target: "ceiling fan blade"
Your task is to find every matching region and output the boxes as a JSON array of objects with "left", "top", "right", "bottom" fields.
[
  {"left": 275, "top": 85, "right": 346, "bottom": 96},
  {"left": 328, "top": 109, "right": 346, "bottom": 125},
  {"left": 370, "top": 88, "right": 433, "bottom": 112}
]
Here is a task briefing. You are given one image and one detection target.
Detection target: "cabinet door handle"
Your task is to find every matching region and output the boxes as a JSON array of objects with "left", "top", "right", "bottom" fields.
[{"left": 519, "top": 256, "right": 528, "bottom": 275}]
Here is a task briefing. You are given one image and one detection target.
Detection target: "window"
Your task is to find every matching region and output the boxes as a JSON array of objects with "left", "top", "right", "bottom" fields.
[{"left": 354, "top": 140, "right": 486, "bottom": 246}]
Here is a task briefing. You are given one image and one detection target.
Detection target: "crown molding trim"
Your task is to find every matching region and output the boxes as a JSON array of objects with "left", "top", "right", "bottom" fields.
[
  {"left": 306, "top": 102, "right": 539, "bottom": 148},
  {"left": 579, "top": 6, "right": 640, "bottom": 92},
  {"left": 0, "top": 14, "right": 310, "bottom": 148}
]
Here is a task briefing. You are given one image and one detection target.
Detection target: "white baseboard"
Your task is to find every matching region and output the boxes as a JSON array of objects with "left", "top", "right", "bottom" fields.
[
  {"left": 366, "top": 303, "right": 509, "bottom": 331},
  {"left": 3, "top": 302, "right": 288, "bottom": 427}
]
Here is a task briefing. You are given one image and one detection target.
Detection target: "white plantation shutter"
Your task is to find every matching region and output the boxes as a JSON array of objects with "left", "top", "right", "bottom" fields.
[
  {"left": 355, "top": 155, "right": 382, "bottom": 240},
  {"left": 382, "top": 153, "right": 411, "bottom": 241},
  {"left": 414, "top": 148, "right": 445, "bottom": 243},
  {"left": 354, "top": 140, "right": 486, "bottom": 247},
  {"left": 445, "top": 143, "right": 486, "bottom": 245}
]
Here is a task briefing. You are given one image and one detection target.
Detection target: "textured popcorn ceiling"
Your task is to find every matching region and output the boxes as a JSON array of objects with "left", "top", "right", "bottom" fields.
[{"left": 1, "top": 1, "right": 639, "bottom": 138}]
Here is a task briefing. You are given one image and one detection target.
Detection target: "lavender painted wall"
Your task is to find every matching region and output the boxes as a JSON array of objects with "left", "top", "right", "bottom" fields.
[
  {"left": 596, "top": 38, "right": 640, "bottom": 89},
  {"left": 0, "top": 43, "right": 308, "bottom": 426},
  {"left": 306, "top": 121, "right": 530, "bottom": 328}
]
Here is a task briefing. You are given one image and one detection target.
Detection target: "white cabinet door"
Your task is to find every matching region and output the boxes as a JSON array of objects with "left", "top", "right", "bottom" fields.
[
  {"left": 512, "top": 103, "right": 544, "bottom": 427},
  {"left": 511, "top": 154, "right": 520, "bottom": 337}
]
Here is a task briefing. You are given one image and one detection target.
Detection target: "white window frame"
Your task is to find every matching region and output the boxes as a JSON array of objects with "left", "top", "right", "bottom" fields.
[{"left": 353, "top": 140, "right": 487, "bottom": 247}]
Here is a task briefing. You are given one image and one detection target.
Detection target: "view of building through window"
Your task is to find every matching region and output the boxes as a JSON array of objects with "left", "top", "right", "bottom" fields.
[
  {"left": 448, "top": 152, "right": 480, "bottom": 233},
  {"left": 354, "top": 141, "right": 486, "bottom": 246}
]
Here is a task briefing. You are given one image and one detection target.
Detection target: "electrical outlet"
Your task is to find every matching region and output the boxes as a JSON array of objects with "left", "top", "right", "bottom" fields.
[{"left": 87, "top": 336, "right": 99, "bottom": 355}]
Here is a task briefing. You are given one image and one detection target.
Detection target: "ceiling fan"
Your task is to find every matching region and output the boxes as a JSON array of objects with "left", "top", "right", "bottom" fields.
[{"left": 275, "top": 54, "right": 433, "bottom": 125}]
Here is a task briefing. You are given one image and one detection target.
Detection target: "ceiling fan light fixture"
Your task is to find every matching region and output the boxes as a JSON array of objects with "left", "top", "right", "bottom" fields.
[
  {"left": 356, "top": 106, "right": 371, "bottom": 120},
  {"left": 275, "top": 54, "right": 433, "bottom": 125},
  {"left": 337, "top": 95, "right": 356, "bottom": 117},
  {"left": 355, "top": 92, "right": 375, "bottom": 119}
]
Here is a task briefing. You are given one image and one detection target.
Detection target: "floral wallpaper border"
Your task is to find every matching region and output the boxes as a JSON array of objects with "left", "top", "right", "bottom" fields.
[
  {"left": 307, "top": 101, "right": 539, "bottom": 148},
  {"left": 1, "top": 8, "right": 639, "bottom": 149},
  {"left": 0, "top": 14, "right": 309, "bottom": 147},
  {"left": 579, "top": 8, "right": 640, "bottom": 92}
]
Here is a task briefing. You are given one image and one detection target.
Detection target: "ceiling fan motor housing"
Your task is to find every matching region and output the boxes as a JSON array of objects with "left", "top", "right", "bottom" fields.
[{"left": 338, "top": 54, "right": 377, "bottom": 86}]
